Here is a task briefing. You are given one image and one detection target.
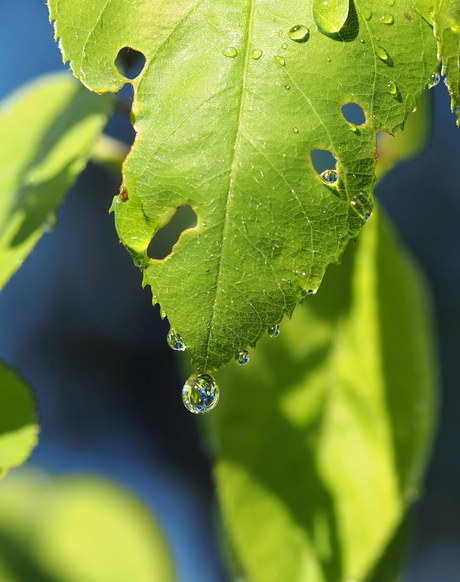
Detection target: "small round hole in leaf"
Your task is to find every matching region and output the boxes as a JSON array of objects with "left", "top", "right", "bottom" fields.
[
  {"left": 310, "top": 149, "right": 337, "bottom": 175},
  {"left": 115, "top": 47, "right": 146, "bottom": 80},
  {"left": 341, "top": 102, "right": 366, "bottom": 125}
]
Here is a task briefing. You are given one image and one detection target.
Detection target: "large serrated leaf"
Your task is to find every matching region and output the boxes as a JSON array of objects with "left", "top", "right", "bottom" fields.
[
  {"left": 434, "top": 0, "right": 460, "bottom": 123},
  {"left": 0, "top": 73, "right": 113, "bottom": 290},
  {"left": 0, "top": 364, "right": 39, "bottom": 481},
  {"left": 208, "top": 208, "right": 437, "bottom": 582},
  {"left": 49, "top": 0, "right": 438, "bottom": 371}
]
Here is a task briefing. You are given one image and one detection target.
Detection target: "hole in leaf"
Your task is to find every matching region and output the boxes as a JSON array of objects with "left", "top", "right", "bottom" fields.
[
  {"left": 115, "top": 47, "right": 146, "bottom": 80},
  {"left": 341, "top": 103, "right": 366, "bottom": 125},
  {"left": 148, "top": 205, "right": 197, "bottom": 260},
  {"left": 310, "top": 149, "right": 337, "bottom": 175}
]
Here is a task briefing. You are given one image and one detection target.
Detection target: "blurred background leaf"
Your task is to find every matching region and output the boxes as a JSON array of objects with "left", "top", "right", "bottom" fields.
[
  {"left": 208, "top": 208, "right": 437, "bottom": 582},
  {"left": 0, "top": 365, "right": 38, "bottom": 481},
  {"left": 0, "top": 470, "right": 176, "bottom": 582},
  {"left": 0, "top": 72, "right": 113, "bottom": 290}
]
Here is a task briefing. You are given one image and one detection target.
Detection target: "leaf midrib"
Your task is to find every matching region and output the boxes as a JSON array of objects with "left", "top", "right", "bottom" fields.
[{"left": 203, "top": 0, "right": 256, "bottom": 370}]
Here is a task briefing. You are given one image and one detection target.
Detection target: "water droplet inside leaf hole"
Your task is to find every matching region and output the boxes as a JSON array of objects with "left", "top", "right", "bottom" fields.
[
  {"left": 311, "top": 149, "right": 337, "bottom": 176},
  {"left": 182, "top": 373, "right": 219, "bottom": 414},
  {"left": 341, "top": 103, "right": 366, "bottom": 125},
  {"left": 148, "top": 205, "right": 197, "bottom": 260},
  {"left": 115, "top": 47, "right": 146, "bottom": 80}
]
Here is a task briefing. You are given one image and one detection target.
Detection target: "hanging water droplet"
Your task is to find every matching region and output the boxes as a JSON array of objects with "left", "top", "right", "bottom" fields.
[
  {"left": 375, "top": 45, "right": 390, "bottom": 61},
  {"left": 293, "top": 126, "right": 299, "bottom": 133},
  {"left": 252, "top": 48, "right": 263, "bottom": 60},
  {"left": 361, "top": 6, "right": 372, "bottom": 20},
  {"left": 313, "top": 0, "right": 350, "bottom": 34},
  {"left": 167, "top": 328, "right": 186, "bottom": 351},
  {"left": 268, "top": 324, "right": 280, "bottom": 337},
  {"left": 285, "top": 84, "right": 291, "bottom": 90},
  {"left": 288, "top": 24, "right": 310, "bottom": 42},
  {"left": 380, "top": 13, "right": 394, "bottom": 24},
  {"left": 365, "top": 212, "right": 372, "bottom": 222},
  {"left": 236, "top": 350, "right": 250, "bottom": 365},
  {"left": 428, "top": 71, "right": 441, "bottom": 88},
  {"left": 222, "top": 47, "right": 238, "bottom": 58},
  {"left": 281, "top": 42, "right": 288, "bottom": 50},
  {"left": 273, "top": 55, "right": 286, "bottom": 66},
  {"left": 387, "top": 79, "right": 398, "bottom": 95},
  {"left": 320, "top": 169, "right": 339, "bottom": 185},
  {"left": 182, "top": 373, "right": 219, "bottom": 414}
]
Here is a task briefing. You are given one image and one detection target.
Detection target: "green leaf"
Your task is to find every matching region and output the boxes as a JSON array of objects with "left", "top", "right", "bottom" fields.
[
  {"left": 0, "top": 364, "right": 39, "bottom": 480},
  {"left": 49, "top": 0, "right": 438, "bottom": 371},
  {"left": 0, "top": 73, "right": 113, "bottom": 291},
  {"left": 0, "top": 471, "right": 177, "bottom": 582},
  {"left": 208, "top": 208, "right": 437, "bottom": 582},
  {"left": 434, "top": 0, "right": 460, "bottom": 124}
]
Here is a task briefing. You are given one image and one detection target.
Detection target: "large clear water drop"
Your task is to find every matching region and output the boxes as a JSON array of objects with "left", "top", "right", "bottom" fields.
[
  {"left": 273, "top": 55, "right": 286, "bottom": 66},
  {"left": 236, "top": 350, "right": 250, "bottom": 365},
  {"left": 288, "top": 24, "right": 310, "bottom": 42},
  {"left": 320, "top": 169, "right": 339, "bottom": 185},
  {"left": 313, "top": 0, "right": 349, "bottom": 34},
  {"left": 182, "top": 373, "right": 219, "bottom": 414},
  {"left": 361, "top": 6, "right": 372, "bottom": 20},
  {"left": 380, "top": 13, "right": 394, "bottom": 24},
  {"left": 167, "top": 328, "right": 186, "bottom": 351},
  {"left": 387, "top": 80, "right": 398, "bottom": 95},
  {"left": 252, "top": 48, "right": 263, "bottom": 60}
]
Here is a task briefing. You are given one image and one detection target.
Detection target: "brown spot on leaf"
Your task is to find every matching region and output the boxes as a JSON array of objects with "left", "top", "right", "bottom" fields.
[
  {"left": 404, "top": 12, "right": 413, "bottom": 22},
  {"left": 119, "top": 186, "right": 128, "bottom": 201}
]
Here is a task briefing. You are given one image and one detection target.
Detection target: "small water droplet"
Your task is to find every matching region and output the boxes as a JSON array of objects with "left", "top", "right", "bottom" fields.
[
  {"left": 252, "top": 48, "right": 263, "bottom": 60},
  {"left": 288, "top": 24, "right": 310, "bottom": 42},
  {"left": 380, "top": 13, "right": 394, "bottom": 24},
  {"left": 236, "top": 350, "right": 250, "bottom": 365},
  {"left": 273, "top": 55, "right": 286, "bottom": 66},
  {"left": 281, "top": 42, "right": 288, "bottom": 50},
  {"left": 182, "top": 373, "right": 219, "bottom": 414},
  {"left": 285, "top": 84, "right": 291, "bottom": 90},
  {"left": 320, "top": 169, "right": 339, "bottom": 185},
  {"left": 278, "top": 30, "right": 283, "bottom": 37},
  {"left": 375, "top": 45, "right": 390, "bottom": 61},
  {"left": 428, "top": 71, "right": 441, "bottom": 88},
  {"left": 293, "top": 126, "right": 299, "bottom": 133},
  {"left": 222, "top": 47, "right": 238, "bottom": 58},
  {"left": 387, "top": 79, "right": 398, "bottom": 95},
  {"left": 268, "top": 324, "right": 280, "bottom": 338},
  {"left": 349, "top": 123, "right": 360, "bottom": 133},
  {"left": 326, "top": 56, "right": 331, "bottom": 62},
  {"left": 387, "top": 0, "right": 395, "bottom": 5},
  {"left": 167, "top": 328, "right": 186, "bottom": 351},
  {"left": 313, "top": 0, "right": 350, "bottom": 34},
  {"left": 359, "top": 37, "right": 365, "bottom": 43},
  {"left": 361, "top": 6, "right": 372, "bottom": 20}
]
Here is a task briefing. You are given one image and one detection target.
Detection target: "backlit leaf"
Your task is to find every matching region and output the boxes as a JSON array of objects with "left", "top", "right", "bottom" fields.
[{"left": 49, "top": 0, "right": 438, "bottom": 371}]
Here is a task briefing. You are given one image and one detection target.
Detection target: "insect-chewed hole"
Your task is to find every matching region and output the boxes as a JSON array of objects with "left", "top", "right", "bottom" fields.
[
  {"left": 115, "top": 47, "right": 146, "bottom": 80},
  {"left": 341, "top": 102, "right": 366, "bottom": 125},
  {"left": 310, "top": 149, "right": 337, "bottom": 175},
  {"left": 148, "top": 205, "right": 197, "bottom": 260}
]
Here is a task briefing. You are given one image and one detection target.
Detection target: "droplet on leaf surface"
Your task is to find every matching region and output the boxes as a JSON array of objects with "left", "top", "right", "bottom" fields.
[
  {"left": 273, "top": 55, "right": 286, "bottom": 66},
  {"left": 268, "top": 324, "right": 280, "bottom": 338},
  {"left": 380, "top": 13, "right": 394, "bottom": 24},
  {"left": 375, "top": 45, "right": 390, "bottom": 61},
  {"left": 361, "top": 5, "right": 373, "bottom": 20},
  {"left": 251, "top": 49, "right": 263, "bottom": 60},
  {"left": 167, "top": 328, "right": 186, "bottom": 351},
  {"left": 222, "top": 47, "right": 238, "bottom": 58},
  {"left": 288, "top": 24, "right": 310, "bottom": 42},
  {"left": 236, "top": 350, "right": 250, "bottom": 365},
  {"left": 182, "top": 373, "right": 219, "bottom": 414},
  {"left": 313, "top": 0, "right": 350, "bottom": 34},
  {"left": 387, "top": 80, "right": 398, "bottom": 95}
]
